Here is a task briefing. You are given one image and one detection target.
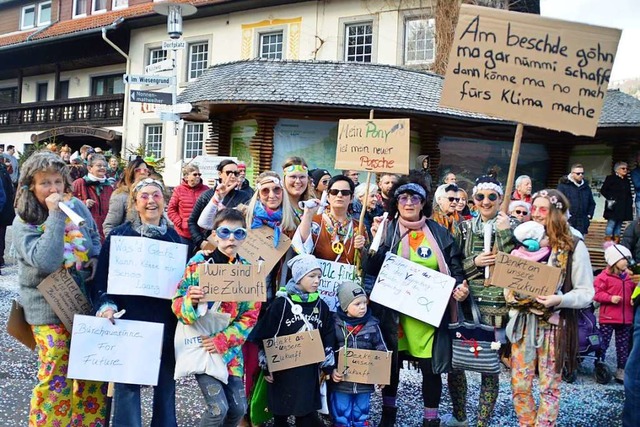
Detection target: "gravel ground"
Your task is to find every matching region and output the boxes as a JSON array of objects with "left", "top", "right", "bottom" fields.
[{"left": 0, "top": 227, "right": 626, "bottom": 426}]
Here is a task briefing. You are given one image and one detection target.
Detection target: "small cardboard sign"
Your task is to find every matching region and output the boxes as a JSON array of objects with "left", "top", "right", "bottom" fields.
[
  {"left": 37, "top": 268, "right": 92, "bottom": 332},
  {"left": 197, "top": 263, "right": 267, "bottom": 302},
  {"left": 263, "top": 329, "right": 325, "bottom": 372},
  {"left": 68, "top": 315, "right": 164, "bottom": 386},
  {"left": 318, "top": 260, "right": 358, "bottom": 312},
  {"left": 337, "top": 348, "right": 392, "bottom": 385},
  {"left": 238, "top": 226, "right": 292, "bottom": 274},
  {"left": 490, "top": 252, "right": 562, "bottom": 297},
  {"left": 335, "top": 119, "right": 410, "bottom": 174}
]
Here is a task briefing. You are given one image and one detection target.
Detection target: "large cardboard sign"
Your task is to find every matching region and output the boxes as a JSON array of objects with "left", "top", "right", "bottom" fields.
[
  {"left": 68, "top": 315, "right": 164, "bottom": 386},
  {"left": 318, "top": 260, "right": 357, "bottom": 312},
  {"left": 238, "top": 226, "right": 292, "bottom": 274},
  {"left": 108, "top": 236, "right": 188, "bottom": 299},
  {"left": 490, "top": 252, "right": 562, "bottom": 297},
  {"left": 335, "top": 119, "right": 410, "bottom": 174},
  {"left": 370, "top": 253, "right": 455, "bottom": 327},
  {"left": 440, "top": 5, "right": 621, "bottom": 136},
  {"left": 337, "top": 348, "right": 392, "bottom": 385},
  {"left": 189, "top": 155, "right": 238, "bottom": 183},
  {"left": 198, "top": 263, "right": 267, "bottom": 302},
  {"left": 37, "top": 268, "right": 92, "bottom": 332},
  {"left": 263, "top": 329, "right": 325, "bottom": 372}
]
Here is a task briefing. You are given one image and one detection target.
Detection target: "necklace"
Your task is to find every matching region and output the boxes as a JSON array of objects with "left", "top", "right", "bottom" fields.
[{"left": 325, "top": 212, "right": 353, "bottom": 255}]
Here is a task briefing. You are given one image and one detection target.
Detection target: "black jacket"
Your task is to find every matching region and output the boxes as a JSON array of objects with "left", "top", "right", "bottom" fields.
[
  {"left": 0, "top": 163, "right": 13, "bottom": 226},
  {"left": 622, "top": 219, "right": 640, "bottom": 263},
  {"left": 557, "top": 176, "right": 595, "bottom": 235},
  {"left": 600, "top": 174, "right": 633, "bottom": 222}
]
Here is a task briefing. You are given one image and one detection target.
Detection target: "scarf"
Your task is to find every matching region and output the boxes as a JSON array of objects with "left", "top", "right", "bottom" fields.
[
  {"left": 252, "top": 201, "right": 282, "bottom": 247},
  {"left": 284, "top": 278, "right": 319, "bottom": 303},
  {"left": 336, "top": 308, "right": 371, "bottom": 326},
  {"left": 567, "top": 174, "right": 585, "bottom": 187},
  {"left": 84, "top": 174, "right": 109, "bottom": 195},
  {"left": 397, "top": 216, "right": 449, "bottom": 275},
  {"left": 131, "top": 215, "right": 168, "bottom": 237},
  {"left": 432, "top": 206, "right": 460, "bottom": 235}
]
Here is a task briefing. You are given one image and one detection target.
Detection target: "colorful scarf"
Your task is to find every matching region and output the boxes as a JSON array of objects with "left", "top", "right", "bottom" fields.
[
  {"left": 84, "top": 174, "right": 109, "bottom": 195},
  {"left": 397, "top": 216, "right": 449, "bottom": 275},
  {"left": 252, "top": 201, "right": 282, "bottom": 247}
]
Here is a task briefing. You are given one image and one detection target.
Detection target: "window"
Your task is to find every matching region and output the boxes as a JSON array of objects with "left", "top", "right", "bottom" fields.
[
  {"left": 21, "top": 5, "right": 36, "bottom": 29},
  {"left": 188, "top": 42, "right": 208, "bottom": 80},
  {"left": 91, "top": 74, "right": 125, "bottom": 96},
  {"left": 92, "top": 0, "right": 107, "bottom": 12},
  {"left": 112, "top": 0, "right": 128, "bottom": 9},
  {"left": 0, "top": 87, "right": 18, "bottom": 105},
  {"left": 37, "top": 82, "right": 48, "bottom": 102},
  {"left": 58, "top": 81, "right": 69, "bottom": 100},
  {"left": 149, "top": 48, "right": 168, "bottom": 65},
  {"left": 259, "top": 32, "right": 283, "bottom": 59},
  {"left": 37, "top": 2, "right": 51, "bottom": 26},
  {"left": 405, "top": 17, "right": 435, "bottom": 64},
  {"left": 145, "top": 125, "right": 163, "bottom": 159},
  {"left": 345, "top": 22, "right": 373, "bottom": 62},
  {"left": 183, "top": 123, "right": 204, "bottom": 159},
  {"left": 73, "top": 0, "right": 87, "bottom": 17}
]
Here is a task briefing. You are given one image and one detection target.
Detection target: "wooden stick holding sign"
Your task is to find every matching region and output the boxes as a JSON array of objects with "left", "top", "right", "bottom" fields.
[
  {"left": 263, "top": 329, "right": 325, "bottom": 372},
  {"left": 198, "top": 263, "right": 267, "bottom": 302}
]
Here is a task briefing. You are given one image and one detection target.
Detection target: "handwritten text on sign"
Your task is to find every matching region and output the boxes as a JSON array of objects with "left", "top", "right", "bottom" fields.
[
  {"left": 440, "top": 5, "right": 621, "bottom": 137},
  {"left": 37, "top": 268, "right": 92, "bottom": 332},
  {"left": 263, "top": 329, "right": 325, "bottom": 372},
  {"left": 490, "top": 252, "right": 561, "bottom": 297},
  {"left": 68, "top": 315, "right": 164, "bottom": 385},
  {"left": 335, "top": 119, "right": 410, "bottom": 174},
  {"left": 318, "top": 260, "right": 357, "bottom": 312},
  {"left": 370, "top": 253, "right": 455, "bottom": 327},
  {"left": 238, "top": 226, "right": 292, "bottom": 274},
  {"left": 198, "top": 263, "right": 267, "bottom": 302},
  {"left": 108, "top": 236, "right": 188, "bottom": 299},
  {"left": 337, "top": 348, "right": 392, "bottom": 385}
]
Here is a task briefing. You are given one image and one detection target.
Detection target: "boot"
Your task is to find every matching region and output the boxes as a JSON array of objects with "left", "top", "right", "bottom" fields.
[
  {"left": 378, "top": 406, "right": 397, "bottom": 427},
  {"left": 422, "top": 419, "right": 441, "bottom": 427}
]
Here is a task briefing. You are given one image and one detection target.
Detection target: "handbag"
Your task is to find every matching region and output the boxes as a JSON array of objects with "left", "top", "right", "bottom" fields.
[
  {"left": 6, "top": 299, "right": 36, "bottom": 351},
  {"left": 606, "top": 199, "right": 616, "bottom": 210},
  {"left": 448, "top": 299, "right": 501, "bottom": 375},
  {"left": 174, "top": 302, "right": 231, "bottom": 382},
  {"left": 249, "top": 370, "right": 273, "bottom": 425}
]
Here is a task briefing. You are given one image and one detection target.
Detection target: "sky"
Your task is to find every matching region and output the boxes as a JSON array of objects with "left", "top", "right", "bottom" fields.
[{"left": 540, "top": 0, "right": 640, "bottom": 82}]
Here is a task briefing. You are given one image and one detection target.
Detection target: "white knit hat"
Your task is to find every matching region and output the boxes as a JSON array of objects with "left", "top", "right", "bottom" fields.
[
  {"left": 514, "top": 221, "right": 545, "bottom": 244},
  {"left": 287, "top": 253, "right": 321, "bottom": 284},
  {"left": 604, "top": 244, "right": 632, "bottom": 267}
]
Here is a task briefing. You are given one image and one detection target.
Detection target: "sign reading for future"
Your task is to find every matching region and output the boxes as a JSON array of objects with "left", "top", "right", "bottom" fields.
[{"left": 440, "top": 5, "right": 621, "bottom": 137}]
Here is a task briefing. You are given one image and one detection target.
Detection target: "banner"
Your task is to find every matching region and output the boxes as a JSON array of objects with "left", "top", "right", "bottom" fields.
[{"left": 318, "top": 260, "right": 357, "bottom": 312}]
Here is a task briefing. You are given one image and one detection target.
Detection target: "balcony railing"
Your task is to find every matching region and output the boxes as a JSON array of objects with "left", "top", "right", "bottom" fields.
[{"left": 0, "top": 94, "right": 124, "bottom": 132}]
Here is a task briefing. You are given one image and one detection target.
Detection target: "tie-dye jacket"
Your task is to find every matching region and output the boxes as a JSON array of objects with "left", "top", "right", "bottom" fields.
[{"left": 172, "top": 251, "right": 261, "bottom": 377}]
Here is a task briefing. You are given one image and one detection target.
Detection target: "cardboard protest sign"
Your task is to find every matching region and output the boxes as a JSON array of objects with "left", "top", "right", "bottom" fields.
[
  {"left": 335, "top": 119, "right": 410, "bottom": 174},
  {"left": 68, "top": 315, "right": 164, "bottom": 385},
  {"left": 318, "top": 260, "right": 357, "bottom": 312},
  {"left": 490, "top": 252, "right": 562, "bottom": 297},
  {"left": 37, "top": 268, "right": 92, "bottom": 332},
  {"left": 440, "top": 5, "right": 621, "bottom": 136},
  {"left": 370, "top": 253, "right": 455, "bottom": 327},
  {"left": 337, "top": 348, "right": 392, "bottom": 385},
  {"left": 263, "top": 329, "right": 325, "bottom": 372},
  {"left": 238, "top": 226, "right": 292, "bottom": 274},
  {"left": 108, "top": 236, "right": 188, "bottom": 299},
  {"left": 189, "top": 155, "right": 238, "bottom": 183},
  {"left": 198, "top": 263, "right": 267, "bottom": 302}
]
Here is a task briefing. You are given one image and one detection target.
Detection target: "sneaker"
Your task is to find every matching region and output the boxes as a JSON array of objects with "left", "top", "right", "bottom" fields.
[
  {"left": 616, "top": 368, "right": 625, "bottom": 384},
  {"left": 440, "top": 414, "right": 469, "bottom": 427}
]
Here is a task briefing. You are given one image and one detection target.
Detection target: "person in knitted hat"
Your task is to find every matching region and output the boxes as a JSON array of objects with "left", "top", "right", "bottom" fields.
[
  {"left": 330, "top": 281, "right": 386, "bottom": 427},
  {"left": 310, "top": 168, "right": 331, "bottom": 194},
  {"left": 595, "top": 243, "right": 635, "bottom": 383}
]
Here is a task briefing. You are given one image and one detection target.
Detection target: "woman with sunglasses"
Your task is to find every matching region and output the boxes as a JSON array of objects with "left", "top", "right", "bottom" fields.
[
  {"left": 508, "top": 200, "right": 531, "bottom": 223},
  {"left": 444, "top": 175, "right": 516, "bottom": 427},
  {"left": 310, "top": 168, "right": 331, "bottom": 195},
  {"left": 432, "top": 183, "right": 461, "bottom": 236},
  {"left": 282, "top": 156, "right": 314, "bottom": 224},
  {"left": 507, "top": 189, "right": 594, "bottom": 426},
  {"left": 173, "top": 208, "right": 260, "bottom": 427},
  {"left": 103, "top": 158, "right": 149, "bottom": 237},
  {"left": 600, "top": 161, "right": 633, "bottom": 243},
  {"left": 367, "top": 174, "right": 467, "bottom": 427},
  {"left": 167, "top": 164, "right": 208, "bottom": 255},
  {"left": 92, "top": 178, "right": 184, "bottom": 427}
]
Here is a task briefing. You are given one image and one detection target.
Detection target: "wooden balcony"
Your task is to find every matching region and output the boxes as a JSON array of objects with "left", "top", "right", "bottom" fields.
[{"left": 0, "top": 94, "right": 124, "bottom": 133}]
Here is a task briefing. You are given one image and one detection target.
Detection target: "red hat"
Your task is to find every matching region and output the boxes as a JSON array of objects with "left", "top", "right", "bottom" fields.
[{"left": 237, "top": 162, "right": 246, "bottom": 170}]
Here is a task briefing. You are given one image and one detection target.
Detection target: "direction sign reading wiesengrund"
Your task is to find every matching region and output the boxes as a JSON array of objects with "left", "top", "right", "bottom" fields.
[{"left": 123, "top": 74, "right": 173, "bottom": 86}]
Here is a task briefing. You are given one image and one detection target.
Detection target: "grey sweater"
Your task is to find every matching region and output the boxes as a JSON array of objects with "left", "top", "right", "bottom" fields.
[
  {"left": 13, "top": 198, "right": 101, "bottom": 325},
  {"left": 103, "top": 191, "right": 128, "bottom": 237}
]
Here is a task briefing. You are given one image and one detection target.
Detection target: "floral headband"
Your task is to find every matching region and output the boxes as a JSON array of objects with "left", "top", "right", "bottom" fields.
[
  {"left": 256, "top": 176, "right": 282, "bottom": 189},
  {"left": 133, "top": 178, "right": 164, "bottom": 192},
  {"left": 472, "top": 182, "right": 503, "bottom": 196},
  {"left": 533, "top": 190, "right": 564, "bottom": 210},
  {"left": 283, "top": 164, "right": 308, "bottom": 176},
  {"left": 394, "top": 183, "right": 427, "bottom": 200}
]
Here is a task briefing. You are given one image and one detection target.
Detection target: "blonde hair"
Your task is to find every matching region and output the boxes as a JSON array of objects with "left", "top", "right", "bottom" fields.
[
  {"left": 245, "top": 171, "right": 296, "bottom": 232},
  {"left": 182, "top": 164, "right": 200, "bottom": 177},
  {"left": 281, "top": 156, "right": 314, "bottom": 200}
]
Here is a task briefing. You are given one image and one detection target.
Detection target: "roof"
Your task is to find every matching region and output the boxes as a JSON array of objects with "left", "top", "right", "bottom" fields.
[{"left": 178, "top": 59, "right": 640, "bottom": 128}]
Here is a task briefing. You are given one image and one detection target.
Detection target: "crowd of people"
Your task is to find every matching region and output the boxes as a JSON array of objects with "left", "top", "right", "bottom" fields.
[{"left": 8, "top": 143, "right": 640, "bottom": 427}]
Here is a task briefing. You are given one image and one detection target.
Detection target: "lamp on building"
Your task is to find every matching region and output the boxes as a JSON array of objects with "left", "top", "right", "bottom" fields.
[{"left": 153, "top": 1, "right": 197, "bottom": 39}]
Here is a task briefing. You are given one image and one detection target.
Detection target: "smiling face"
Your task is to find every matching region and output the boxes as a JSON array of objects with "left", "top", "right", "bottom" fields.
[
  {"left": 33, "top": 171, "right": 65, "bottom": 208},
  {"left": 109, "top": 157, "right": 119, "bottom": 169},
  {"left": 135, "top": 184, "right": 165, "bottom": 225},
  {"left": 397, "top": 192, "right": 425, "bottom": 221},
  {"left": 298, "top": 268, "right": 322, "bottom": 293},
  {"left": 473, "top": 190, "right": 501, "bottom": 221},
  {"left": 456, "top": 191, "right": 466, "bottom": 212},
  {"left": 88, "top": 159, "right": 107, "bottom": 179},
  {"left": 284, "top": 171, "right": 309, "bottom": 200},
  {"left": 134, "top": 163, "right": 150, "bottom": 181},
  {"left": 211, "top": 220, "right": 246, "bottom": 258},
  {"left": 259, "top": 181, "right": 284, "bottom": 210},
  {"left": 220, "top": 163, "right": 239, "bottom": 187},
  {"left": 531, "top": 196, "right": 550, "bottom": 226}
]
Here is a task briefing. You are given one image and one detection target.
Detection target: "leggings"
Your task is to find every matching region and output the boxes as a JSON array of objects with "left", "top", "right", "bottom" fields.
[
  {"left": 273, "top": 412, "right": 323, "bottom": 427},
  {"left": 600, "top": 323, "right": 633, "bottom": 368},
  {"left": 448, "top": 369, "right": 499, "bottom": 427},
  {"left": 382, "top": 353, "right": 442, "bottom": 408}
]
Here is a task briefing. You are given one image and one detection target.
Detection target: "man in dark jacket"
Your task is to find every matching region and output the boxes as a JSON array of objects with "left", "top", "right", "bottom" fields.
[
  {"left": 0, "top": 162, "right": 13, "bottom": 271},
  {"left": 557, "top": 163, "right": 596, "bottom": 235}
]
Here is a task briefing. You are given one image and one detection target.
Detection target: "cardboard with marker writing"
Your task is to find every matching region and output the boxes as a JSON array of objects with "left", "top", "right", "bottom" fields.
[
  {"left": 37, "top": 268, "right": 93, "bottom": 332},
  {"left": 198, "top": 263, "right": 267, "bottom": 302},
  {"left": 490, "top": 252, "right": 562, "bottom": 297},
  {"left": 337, "top": 348, "right": 392, "bottom": 385},
  {"left": 238, "top": 226, "right": 292, "bottom": 274},
  {"left": 263, "top": 329, "right": 325, "bottom": 372}
]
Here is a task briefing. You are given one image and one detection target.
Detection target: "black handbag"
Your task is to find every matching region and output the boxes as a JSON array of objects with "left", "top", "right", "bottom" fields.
[{"left": 448, "top": 299, "right": 501, "bottom": 375}]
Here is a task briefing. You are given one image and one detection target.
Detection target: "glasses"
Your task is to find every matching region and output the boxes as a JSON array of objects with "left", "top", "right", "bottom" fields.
[
  {"left": 191, "top": 173, "right": 202, "bottom": 177},
  {"left": 514, "top": 209, "right": 528, "bottom": 215},
  {"left": 531, "top": 205, "right": 549, "bottom": 215},
  {"left": 398, "top": 194, "right": 423, "bottom": 205},
  {"left": 320, "top": 179, "right": 330, "bottom": 185},
  {"left": 573, "top": 171, "right": 584, "bottom": 175},
  {"left": 134, "top": 167, "right": 149, "bottom": 174},
  {"left": 286, "top": 174, "right": 308, "bottom": 181},
  {"left": 474, "top": 193, "right": 499, "bottom": 202},
  {"left": 223, "top": 170, "right": 240, "bottom": 177},
  {"left": 259, "top": 186, "right": 283, "bottom": 197},
  {"left": 446, "top": 197, "right": 461, "bottom": 203},
  {"left": 134, "top": 178, "right": 165, "bottom": 191},
  {"left": 215, "top": 226, "right": 247, "bottom": 240},
  {"left": 137, "top": 191, "right": 164, "bottom": 201},
  {"left": 92, "top": 163, "right": 107, "bottom": 169},
  {"left": 619, "top": 167, "right": 628, "bottom": 171},
  {"left": 329, "top": 189, "right": 353, "bottom": 196}
]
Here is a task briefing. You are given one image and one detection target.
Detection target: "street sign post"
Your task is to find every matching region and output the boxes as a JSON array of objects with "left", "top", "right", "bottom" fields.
[
  {"left": 158, "top": 111, "right": 180, "bottom": 122},
  {"left": 130, "top": 90, "right": 173, "bottom": 105},
  {"left": 145, "top": 58, "right": 175, "bottom": 74},
  {"left": 162, "top": 39, "right": 186, "bottom": 50},
  {"left": 123, "top": 74, "right": 173, "bottom": 86}
]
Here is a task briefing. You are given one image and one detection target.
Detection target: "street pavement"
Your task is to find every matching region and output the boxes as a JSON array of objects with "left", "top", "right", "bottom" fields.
[{"left": 0, "top": 227, "right": 626, "bottom": 426}]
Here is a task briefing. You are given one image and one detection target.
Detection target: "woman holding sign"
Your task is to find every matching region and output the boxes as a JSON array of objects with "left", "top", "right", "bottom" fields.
[
  {"left": 13, "top": 151, "right": 107, "bottom": 426},
  {"left": 367, "top": 174, "right": 467, "bottom": 427},
  {"left": 92, "top": 178, "right": 184, "bottom": 427},
  {"left": 507, "top": 189, "right": 594, "bottom": 427}
]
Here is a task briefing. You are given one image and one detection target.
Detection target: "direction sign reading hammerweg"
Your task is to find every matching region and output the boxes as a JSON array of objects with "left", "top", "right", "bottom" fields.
[
  {"left": 130, "top": 90, "right": 173, "bottom": 105},
  {"left": 123, "top": 74, "right": 173, "bottom": 86},
  {"left": 145, "top": 58, "right": 175, "bottom": 74}
]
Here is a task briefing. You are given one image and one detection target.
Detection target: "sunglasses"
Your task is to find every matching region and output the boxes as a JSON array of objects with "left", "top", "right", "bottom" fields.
[
  {"left": 514, "top": 209, "right": 528, "bottom": 215},
  {"left": 398, "top": 194, "right": 423, "bottom": 205},
  {"left": 329, "top": 189, "right": 353, "bottom": 196},
  {"left": 259, "top": 186, "right": 283, "bottom": 197},
  {"left": 320, "top": 179, "right": 330, "bottom": 185},
  {"left": 191, "top": 173, "right": 202, "bottom": 177},
  {"left": 474, "top": 193, "right": 499, "bottom": 202},
  {"left": 531, "top": 205, "right": 549, "bottom": 215},
  {"left": 137, "top": 191, "right": 164, "bottom": 201},
  {"left": 215, "top": 226, "right": 247, "bottom": 240},
  {"left": 446, "top": 197, "right": 460, "bottom": 203},
  {"left": 573, "top": 172, "right": 584, "bottom": 175},
  {"left": 134, "top": 167, "right": 149, "bottom": 173},
  {"left": 619, "top": 167, "right": 628, "bottom": 171},
  {"left": 223, "top": 170, "right": 240, "bottom": 177}
]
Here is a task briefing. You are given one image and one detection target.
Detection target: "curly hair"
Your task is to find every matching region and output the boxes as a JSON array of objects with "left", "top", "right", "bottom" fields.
[{"left": 387, "top": 171, "right": 432, "bottom": 219}]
